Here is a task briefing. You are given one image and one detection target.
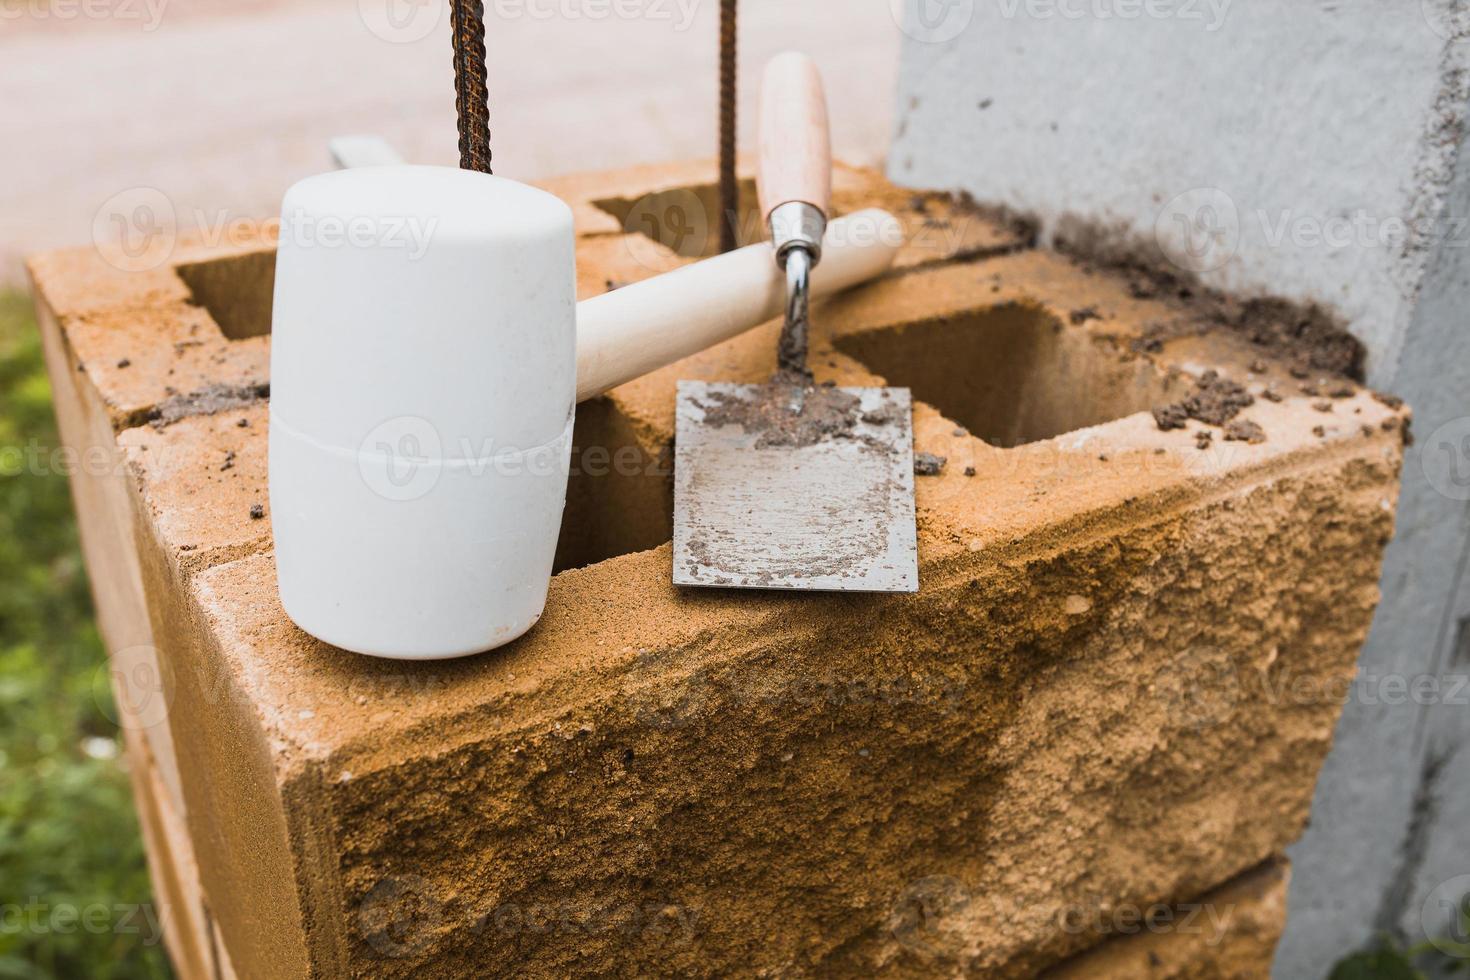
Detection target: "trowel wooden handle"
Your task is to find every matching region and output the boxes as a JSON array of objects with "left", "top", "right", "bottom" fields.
[
  {"left": 757, "top": 52, "right": 832, "bottom": 221},
  {"left": 575, "top": 209, "right": 901, "bottom": 402}
]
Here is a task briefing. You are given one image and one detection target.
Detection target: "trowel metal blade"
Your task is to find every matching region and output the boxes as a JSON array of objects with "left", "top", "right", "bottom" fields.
[{"left": 673, "top": 380, "right": 919, "bottom": 592}]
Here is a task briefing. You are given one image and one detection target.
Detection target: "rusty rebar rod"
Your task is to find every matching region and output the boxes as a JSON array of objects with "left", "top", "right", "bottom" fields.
[
  {"left": 451, "top": 0, "right": 493, "bottom": 173},
  {"left": 718, "top": 0, "right": 738, "bottom": 252}
]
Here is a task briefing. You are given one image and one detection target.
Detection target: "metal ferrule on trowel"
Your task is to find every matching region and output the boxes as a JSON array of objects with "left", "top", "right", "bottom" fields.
[{"left": 769, "top": 200, "right": 826, "bottom": 377}]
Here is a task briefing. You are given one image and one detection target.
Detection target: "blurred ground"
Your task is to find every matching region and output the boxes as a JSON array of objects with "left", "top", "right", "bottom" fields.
[
  {"left": 0, "top": 291, "right": 167, "bottom": 979},
  {"left": 0, "top": 0, "right": 901, "bottom": 286}
]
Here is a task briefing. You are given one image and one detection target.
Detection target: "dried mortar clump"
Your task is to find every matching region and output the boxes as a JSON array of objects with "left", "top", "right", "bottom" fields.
[
  {"left": 914, "top": 452, "right": 947, "bottom": 476},
  {"left": 1225, "top": 419, "right": 1268, "bottom": 444},
  {"left": 696, "top": 382, "right": 872, "bottom": 449},
  {"left": 1152, "top": 370, "right": 1256, "bottom": 431},
  {"left": 147, "top": 382, "right": 270, "bottom": 429}
]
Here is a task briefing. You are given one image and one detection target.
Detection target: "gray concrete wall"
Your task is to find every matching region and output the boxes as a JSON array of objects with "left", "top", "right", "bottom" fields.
[{"left": 886, "top": 1, "right": 1470, "bottom": 974}]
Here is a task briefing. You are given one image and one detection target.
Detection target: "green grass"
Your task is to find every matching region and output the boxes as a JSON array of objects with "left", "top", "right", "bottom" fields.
[{"left": 0, "top": 291, "right": 169, "bottom": 979}]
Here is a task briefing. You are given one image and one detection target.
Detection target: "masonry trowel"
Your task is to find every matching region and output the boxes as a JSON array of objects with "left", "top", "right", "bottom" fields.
[{"left": 672, "top": 52, "right": 919, "bottom": 592}]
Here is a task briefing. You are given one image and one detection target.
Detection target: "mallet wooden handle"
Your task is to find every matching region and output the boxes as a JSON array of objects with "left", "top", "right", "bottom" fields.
[
  {"left": 757, "top": 52, "right": 832, "bottom": 222},
  {"left": 575, "top": 208, "right": 901, "bottom": 402}
]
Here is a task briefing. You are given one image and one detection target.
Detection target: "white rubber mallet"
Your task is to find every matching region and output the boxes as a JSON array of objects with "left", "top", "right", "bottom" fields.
[{"left": 269, "top": 165, "right": 901, "bottom": 660}]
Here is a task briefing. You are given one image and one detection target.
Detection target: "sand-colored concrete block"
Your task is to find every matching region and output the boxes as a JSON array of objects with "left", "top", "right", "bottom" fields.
[
  {"left": 129, "top": 738, "right": 217, "bottom": 980},
  {"left": 30, "top": 268, "right": 191, "bottom": 836},
  {"left": 36, "top": 163, "right": 1406, "bottom": 978}
]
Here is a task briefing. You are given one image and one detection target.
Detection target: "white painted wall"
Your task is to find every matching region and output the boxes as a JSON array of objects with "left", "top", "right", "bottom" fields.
[{"left": 889, "top": 1, "right": 1470, "bottom": 974}]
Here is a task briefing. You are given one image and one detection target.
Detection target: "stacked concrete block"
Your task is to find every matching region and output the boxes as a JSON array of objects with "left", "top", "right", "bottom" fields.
[{"left": 33, "top": 161, "right": 1406, "bottom": 977}]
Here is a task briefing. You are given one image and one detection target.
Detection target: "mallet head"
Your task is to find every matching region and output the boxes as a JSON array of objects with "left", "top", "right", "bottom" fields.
[{"left": 269, "top": 165, "right": 576, "bottom": 660}]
